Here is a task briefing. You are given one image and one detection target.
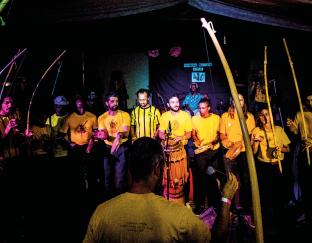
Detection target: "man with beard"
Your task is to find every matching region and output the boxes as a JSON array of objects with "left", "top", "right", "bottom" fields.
[
  {"left": 130, "top": 89, "right": 161, "bottom": 141},
  {"left": 191, "top": 98, "right": 221, "bottom": 215},
  {"left": 159, "top": 94, "right": 192, "bottom": 202},
  {"left": 159, "top": 94, "right": 192, "bottom": 146},
  {"left": 83, "top": 137, "right": 239, "bottom": 243},
  {"left": 220, "top": 94, "right": 256, "bottom": 228},
  {"left": 287, "top": 93, "right": 312, "bottom": 224},
  {"left": 60, "top": 97, "right": 98, "bottom": 208},
  {"left": 97, "top": 91, "right": 130, "bottom": 200},
  {"left": 183, "top": 83, "right": 208, "bottom": 118}
]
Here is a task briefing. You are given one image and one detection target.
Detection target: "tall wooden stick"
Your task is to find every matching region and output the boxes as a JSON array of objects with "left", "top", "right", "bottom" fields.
[
  {"left": 26, "top": 50, "right": 66, "bottom": 134},
  {"left": 0, "top": 0, "right": 10, "bottom": 13},
  {"left": 283, "top": 39, "right": 310, "bottom": 166},
  {"left": 264, "top": 46, "right": 282, "bottom": 172},
  {"left": 201, "top": 18, "right": 263, "bottom": 243}
]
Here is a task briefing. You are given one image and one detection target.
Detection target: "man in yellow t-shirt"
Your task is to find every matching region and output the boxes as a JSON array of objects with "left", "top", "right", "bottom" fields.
[
  {"left": 46, "top": 96, "right": 69, "bottom": 158},
  {"left": 159, "top": 94, "right": 192, "bottom": 202},
  {"left": 97, "top": 91, "right": 130, "bottom": 200},
  {"left": 220, "top": 94, "right": 256, "bottom": 228},
  {"left": 191, "top": 98, "right": 221, "bottom": 215},
  {"left": 287, "top": 93, "right": 312, "bottom": 223},
  {"left": 60, "top": 97, "right": 98, "bottom": 206},
  {"left": 83, "top": 137, "right": 239, "bottom": 243},
  {"left": 159, "top": 94, "right": 192, "bottom": 145},
  {"left": 130, "top": 89, "right": 161, "bottom": 141}
]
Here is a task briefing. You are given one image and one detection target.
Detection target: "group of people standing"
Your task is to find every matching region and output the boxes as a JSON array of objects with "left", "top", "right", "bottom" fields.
[{"left": 1, "top": 77, "right": 312, "bottom": 241}]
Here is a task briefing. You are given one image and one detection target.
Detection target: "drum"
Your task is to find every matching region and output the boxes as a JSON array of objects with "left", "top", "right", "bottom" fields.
[
  {"left": 161, "top": 138, "right": 188, "bottom": 205},
  {"left": 226, "top": 140, "right": 244, "bottom": 160}
]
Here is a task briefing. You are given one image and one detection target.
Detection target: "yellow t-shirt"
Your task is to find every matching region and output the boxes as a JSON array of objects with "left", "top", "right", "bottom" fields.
[
  {"left": 0, "top": 110, "right": 21, "bottom": 159},
  {"left": 131, "top": 106, "right": 160, "bottom": 138},
  {"left": 60, "top": 111, "right": 98, "bottom": 146},
  {"left": 30, "top": 124, "right": 50, "bottom": 155},
  {"left": 46, "top": 113, "right": 69, "bottom": 157},
  {"left": 98, "top": 110, "right": 130, "bottom": 146},
  {"left": 83, "top": 193, "right": 211, "bottom": 243},
  {"left": 220, "top": 112, "right": 255, "bottom": 152},
  {"left": 191, "top": 113, "right": 220, "bottom": 150},
  {"left": 292, "top": 111, "right": 312, "bottom": 140},
  {"left": 159, "top": 110, "right": 192, "bottom": 145},
  {"left": 251, "top": 126, "right": 291, "bottom": 162}
]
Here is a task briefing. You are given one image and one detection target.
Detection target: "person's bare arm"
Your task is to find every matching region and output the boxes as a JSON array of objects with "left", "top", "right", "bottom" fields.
[
  {"left": 185, "top": 104, "right": 194, "bottom": 117},
  {"left": 173, "top": 131, "right": 191, "bottom": 142},
  {"left": 121, "top": 125, "right": 130, "bottom": 139},
  {"left": 286, "top": 118, "right": 297, "bottom": 133},
  {"left": 252, "top": 133, "right": 263, "bottom": 154},
  {"left": 276, "top": 144, "right": 290, "bottom": 153},
  {"left": 159, "top": 130, "right": 166, "bottom": 140},
  {"left": 211, "top": 173, "right": 238, "bottom": 243},
  {"left": 130, "top": 126, "right": 136, "bottom": 140},
  {"left": 152, "top": 125, "right": 160, "bottom": 139},
  {"left": 3, "top": 119, "right": 18, "bottom": 137},
  {"left": 192, "top": 129, "right": 203, "bottom": 146},
  {"left": 220, "top": 133, "right": 234, "bottom": 148}
]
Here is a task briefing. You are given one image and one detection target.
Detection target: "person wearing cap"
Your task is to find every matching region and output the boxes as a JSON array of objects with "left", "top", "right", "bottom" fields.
[
  {"left": 183, "top": 83, "right": 208, "bottom": 118},
  {"left": 45, "top": 96, "right": 71, "bottom": 194},
  {"left": 46, "top": 96, "right": 70, "bottom": 158}
]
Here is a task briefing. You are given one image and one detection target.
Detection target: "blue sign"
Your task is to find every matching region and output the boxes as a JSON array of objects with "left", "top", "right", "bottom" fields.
[
  {"left": 184, "top": 63, "right": 198, "bottom": 67},
  {"left": 193, "top": 68, "right": 203, "bottom": 71},
  {"left": 199, "top": 63, "right": 213, "bottom": 67}
]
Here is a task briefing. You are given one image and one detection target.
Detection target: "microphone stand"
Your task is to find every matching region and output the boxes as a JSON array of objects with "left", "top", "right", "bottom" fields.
[
  {"left": 165, "top": 122, "right": 171, "bottom": 200},
  {"left": 271, "top": 79, "right": 285, "bottom": 129}
]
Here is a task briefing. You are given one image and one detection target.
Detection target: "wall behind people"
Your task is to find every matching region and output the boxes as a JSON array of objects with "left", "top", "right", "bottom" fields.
[{"left": 84, "top": 51, "right": 149, "bottom": 111}]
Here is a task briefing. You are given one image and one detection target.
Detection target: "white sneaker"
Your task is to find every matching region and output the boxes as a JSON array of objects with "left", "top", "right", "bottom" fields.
[{"left": 244, "top": 215, "right": 255, "bottom": 228}]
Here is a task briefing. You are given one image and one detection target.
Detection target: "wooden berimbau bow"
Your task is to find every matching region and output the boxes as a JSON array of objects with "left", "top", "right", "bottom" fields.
[
  {"left": 264, "top": 46, "right": 282, "bottom": 173},
  {"left": 26, "top": 50, "right": 66, "bottom": 139},
  {"left": 283, "top": 39, "right": 310, "bottom": 166},
  {"left": 201, "top": 18, "right": 263, "bottom": 243}
]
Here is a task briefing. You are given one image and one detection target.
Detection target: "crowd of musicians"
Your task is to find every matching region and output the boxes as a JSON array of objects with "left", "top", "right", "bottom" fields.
[{"left": 1, "top": 71, "right": 312, "bottom": 241}]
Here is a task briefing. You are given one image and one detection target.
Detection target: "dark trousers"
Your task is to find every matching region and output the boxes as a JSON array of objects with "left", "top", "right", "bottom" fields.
[
  {"left": 222, "top": 148, "right": 252, "bottom": 215},
  {"left": 67, "top": 144, "right": 98, "bottom": 204},
  {"left": 193, "top": 148, "right": 221, "bottom": 208},
  {"left": 0, "top": 156, "right": 29, "bottom": 239},
  {"left": 297, "top": 149, "right": 312, "bottom": 220},
  {"left": 103, "top": 143, "right": 129, "bottom": 200},
  {"left": 255, "top": 159, "right": 283, "bottom": 219}
]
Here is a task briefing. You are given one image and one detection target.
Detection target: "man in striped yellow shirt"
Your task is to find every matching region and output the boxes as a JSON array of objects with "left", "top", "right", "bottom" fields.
[{"left": 130, "top": 89, "right": 161, "bottom": 141}]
